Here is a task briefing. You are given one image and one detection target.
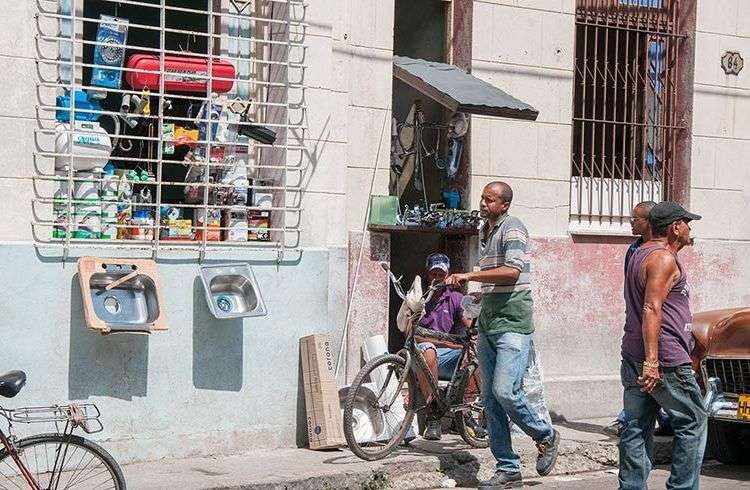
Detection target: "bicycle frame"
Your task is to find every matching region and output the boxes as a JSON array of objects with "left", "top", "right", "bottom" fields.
[
  {"left": 398, "top": 316, "right": 479, "bottom": 416},
  {"left": 0, "top": 426, "right": 40, "bottom": 490},
  {"left": 381, "top": 261, "right": 481, "bottom": 417}
]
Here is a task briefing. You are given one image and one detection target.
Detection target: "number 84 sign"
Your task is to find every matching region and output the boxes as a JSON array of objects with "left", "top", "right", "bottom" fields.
[{"left": 721, "top": 51, "right": 744, "bottom": 75}]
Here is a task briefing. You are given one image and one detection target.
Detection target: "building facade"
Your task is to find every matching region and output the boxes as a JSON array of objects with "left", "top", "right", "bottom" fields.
[{"left": 0, "top": 0, "right": 747, "bottom": 463}]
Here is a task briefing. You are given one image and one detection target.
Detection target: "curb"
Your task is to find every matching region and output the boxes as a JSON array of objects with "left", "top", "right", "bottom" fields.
[{"left": 208, "top": 438, "right": 619, "bottom": 490}]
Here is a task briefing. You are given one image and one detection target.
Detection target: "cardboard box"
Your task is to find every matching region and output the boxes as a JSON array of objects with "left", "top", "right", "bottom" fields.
[
  {"left": 222, "top": 208, "right": 248, "bottom": 242},
  {"left": 248, "top": 210, "right": 270, "bottom": 241},
  {"left": 300, "top": 334, "right": 345, "bottom": 450}
]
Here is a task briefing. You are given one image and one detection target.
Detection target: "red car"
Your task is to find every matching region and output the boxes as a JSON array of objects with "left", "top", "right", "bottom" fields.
[{"left": 691, "top": 307, "right": 750, "bottom": 464}]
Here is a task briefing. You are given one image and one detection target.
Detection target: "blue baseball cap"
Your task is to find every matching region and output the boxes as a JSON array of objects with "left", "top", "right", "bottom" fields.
[{"left": 426, "top": 253, "right": 450, "bottom": 273}]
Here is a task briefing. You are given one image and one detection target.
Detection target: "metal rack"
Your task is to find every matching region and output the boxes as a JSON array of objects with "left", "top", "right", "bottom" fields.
[
  {"left": 33, "top": 0, "right": 308, "bottom": 261},
  {"left": 570, "top": 0, "right": 685, "bottom": 226}
]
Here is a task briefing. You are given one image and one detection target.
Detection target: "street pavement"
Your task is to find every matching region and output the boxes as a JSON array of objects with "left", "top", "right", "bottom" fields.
[
  {"left": 121, "top": 418, "right": 749, "bottom": 489},
  {"left": 448, "top": 463, "right": 750, "bottom": 489}
]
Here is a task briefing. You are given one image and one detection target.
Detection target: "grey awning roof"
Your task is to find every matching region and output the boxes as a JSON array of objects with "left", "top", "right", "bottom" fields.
[{"left": 393, "top": 56, "right": 539, "bottom": 121}]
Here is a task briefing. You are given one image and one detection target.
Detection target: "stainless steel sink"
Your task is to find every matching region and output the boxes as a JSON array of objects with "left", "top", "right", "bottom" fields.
[
  {"left": 88, "top": 264, "right": 160, "bottom": 332},
  {"left": 199, "top": 264, "right": 267, "bottom": 319}
]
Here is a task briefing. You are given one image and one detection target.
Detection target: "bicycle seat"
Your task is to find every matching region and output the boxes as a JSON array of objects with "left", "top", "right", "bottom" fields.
[{"left": 0, "top": 371, "right": 26, "bottom": 398}]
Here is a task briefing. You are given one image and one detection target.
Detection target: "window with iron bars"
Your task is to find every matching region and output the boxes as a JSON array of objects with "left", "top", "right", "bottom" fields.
[
  {"left": 34, "top": 0, "right": 306, "bottom": 260},
  {"left": 570, "top": 0, "right": 686, "bottom": 234}
]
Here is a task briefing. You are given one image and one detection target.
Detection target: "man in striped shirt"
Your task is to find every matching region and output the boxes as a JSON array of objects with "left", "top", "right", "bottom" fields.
[{"left": 446, "top": 181, "right": 559, "bottom": 488}]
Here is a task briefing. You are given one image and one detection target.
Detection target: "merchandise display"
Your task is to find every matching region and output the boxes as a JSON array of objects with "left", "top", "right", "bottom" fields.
[
  {"left": 91, "top": 16, "right": 128, "bottom": 90},
  {"left": 46, "top": 12, "right": 281, "bottom": 247}
]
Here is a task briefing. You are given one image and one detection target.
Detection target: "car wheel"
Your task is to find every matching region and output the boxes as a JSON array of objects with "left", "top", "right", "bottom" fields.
[{"left": 708, "top": 420, "right": 750, "bottom": 465}]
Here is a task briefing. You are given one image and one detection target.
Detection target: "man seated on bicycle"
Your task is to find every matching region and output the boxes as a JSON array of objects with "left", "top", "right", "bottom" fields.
[{"left": 416, "top": 252, "right": 483, "bottom": 441}]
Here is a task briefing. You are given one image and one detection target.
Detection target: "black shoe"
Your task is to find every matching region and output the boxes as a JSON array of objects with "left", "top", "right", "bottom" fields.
[
  {"left": 478, "top": 470, "right": 523, "bottom": 489},
  {"left": 603, "top": 419, "right": 624, "bottom": 437},
  {"left": 423, "top": 419, "right": 442, "bottom": 441},
  {"left": 464, "top": 413, "right": 488, "bottom": 439},
  {"left": 536, "top": 428, "right": 560, "bottom": 476}
]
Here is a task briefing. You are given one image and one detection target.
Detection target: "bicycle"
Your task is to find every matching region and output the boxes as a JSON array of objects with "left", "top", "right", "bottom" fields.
[
  {"left": 343, "top": 264, "right": 488, "bottom": 461},
  {"left": 0, "top": 370, "right": 126, "bottom": 489}
]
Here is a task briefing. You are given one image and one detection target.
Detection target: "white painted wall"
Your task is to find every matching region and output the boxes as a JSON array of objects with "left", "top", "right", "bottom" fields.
[
  {"left": 298, "top": 0, "right": 394, "bottom": 248},
  {"left": 691, "top": 0, "right": 750, "bottom": 243},
  {"left": 471, "top": 0, "right": 575, "bottom": 237},
  {"left": 469, "top": 0, "right": 750, "bottom": 242}
]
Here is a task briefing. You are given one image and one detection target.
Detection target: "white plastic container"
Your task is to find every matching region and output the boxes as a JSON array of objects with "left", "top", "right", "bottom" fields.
[
  {"left": 361, "top": 335, "right": 418, "bottom": 441},
  {"left": 52, "top": 200, "right": 69, "bottom": 239},
  {"left": 100, "top": 219, "right": 117, "bottom": 240},
  {"left": 101, "top": 201, "right": 118, "bottom": 220},
  {"left": 73, "top": 172, "right": 101, "bottom": 201},
  {"left": 55, "top": 121, "right": 113, "bottom": 172},
  {"left": 72, "top": 202, "right": 102, "bottom": 239},
  {"left": 101, "top": 173, "right": 118, "bottom": 199}
]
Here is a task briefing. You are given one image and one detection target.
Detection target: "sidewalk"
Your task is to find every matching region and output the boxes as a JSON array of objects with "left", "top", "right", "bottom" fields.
[{"left": 122, "top": 418, "right": 620, "bottom": 489}]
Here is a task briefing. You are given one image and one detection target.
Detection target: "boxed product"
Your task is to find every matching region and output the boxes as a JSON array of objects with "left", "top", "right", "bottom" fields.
[
  {"left": 194, "top": 208, "right": 221, "bottom": 241},
  {"left": 222, "top": 208, "right": 248, "bottom": 242},
  {"left": 248, "top": 210, "right": 270, "bottom": 241},
  {"left": 299, "top": 334, "right": 345, "bottom": 450},
  {"left": 161, "top": 219, "right": 193, "bottom": 239}
]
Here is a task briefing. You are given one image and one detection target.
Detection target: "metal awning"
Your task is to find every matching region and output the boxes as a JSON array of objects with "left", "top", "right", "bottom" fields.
[{"left": 393, "top": 56, "right": 539, "bottom": 121}]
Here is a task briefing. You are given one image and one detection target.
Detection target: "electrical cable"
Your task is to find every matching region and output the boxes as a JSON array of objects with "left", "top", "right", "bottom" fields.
[{"left": 334, "top": 110, "right": 390, "bottom": 381}]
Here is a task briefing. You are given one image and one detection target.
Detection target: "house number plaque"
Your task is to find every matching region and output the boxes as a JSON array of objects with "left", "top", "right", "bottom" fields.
[{"left": 721, "top": 51, "right": 744, "bottom": 75}]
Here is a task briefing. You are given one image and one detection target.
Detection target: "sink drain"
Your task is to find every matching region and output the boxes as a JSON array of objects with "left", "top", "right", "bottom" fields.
[
  {"left": 215, "top": 295, "right": 234, "bottom": 313},
  {"left": 103, "top": 296, "right": 121, "bottom": 315}
]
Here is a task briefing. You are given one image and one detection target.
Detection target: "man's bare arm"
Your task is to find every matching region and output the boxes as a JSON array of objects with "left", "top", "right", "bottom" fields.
[
  {"left": 639, "top": 250, "right": 678, "bottom": 392},
  {"left": 444, "top": 266, "right": 520, "bottom": 286}
]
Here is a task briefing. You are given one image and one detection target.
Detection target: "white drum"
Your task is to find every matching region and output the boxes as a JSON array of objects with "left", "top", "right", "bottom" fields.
[{"left": 55, "top": 121, "right": 113, "bottom": 172}]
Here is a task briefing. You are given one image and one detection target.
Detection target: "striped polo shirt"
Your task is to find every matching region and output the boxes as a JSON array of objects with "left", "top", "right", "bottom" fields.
[{"left": 477, "top": 214, "right": 532, "bottom": 294}]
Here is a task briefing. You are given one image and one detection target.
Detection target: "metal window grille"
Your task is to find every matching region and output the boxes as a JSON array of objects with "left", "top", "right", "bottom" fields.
[
  {"left": 33, "top": 0, "right": 307, "bottom": 261},
  {"left": 570, "top": 0, "right": 685, "bottom": 228}
]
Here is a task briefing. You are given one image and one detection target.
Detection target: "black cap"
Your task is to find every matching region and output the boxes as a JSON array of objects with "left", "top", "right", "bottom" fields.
[{"left": 649, "top": 201, "right": 702, "bottom": 229}]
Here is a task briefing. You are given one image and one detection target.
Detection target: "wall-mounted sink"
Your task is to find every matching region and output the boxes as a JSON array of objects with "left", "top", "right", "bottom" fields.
[
  {"left": 89, "top": 266, "right": 160, "bottom": 332},
  {"left": 78, "top": 257, "right": 168, "bottom": 334},
  {"left": 200, "top": 264, "right": 267, "bottom": 319}
]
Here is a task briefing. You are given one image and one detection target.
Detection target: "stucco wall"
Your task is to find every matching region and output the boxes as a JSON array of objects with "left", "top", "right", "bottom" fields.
[
  {"left": 469, "top": 0, "right": 750, "bottom": 419},
  {"left": 0, "top": 0, "right": 389, "bottom": 461},
  {"left": 1, "top": 245, "right": 347, "bottom": 463}
]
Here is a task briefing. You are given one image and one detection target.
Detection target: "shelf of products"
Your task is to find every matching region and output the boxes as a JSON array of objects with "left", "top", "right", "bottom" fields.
[
  {"left": 367, "top": 224, "right": 478, "bottom": 236},
  {"left": 32, "top": 0, "right": 307, "bottom": 260}
]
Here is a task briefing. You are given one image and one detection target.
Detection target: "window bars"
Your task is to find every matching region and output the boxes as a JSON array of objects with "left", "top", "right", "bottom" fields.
[
  {"left": 33, "top": 0, "right": 307, "bottom": 261},
  {"left": 570, "top": 0, "right": 685, "bottom": 229}
]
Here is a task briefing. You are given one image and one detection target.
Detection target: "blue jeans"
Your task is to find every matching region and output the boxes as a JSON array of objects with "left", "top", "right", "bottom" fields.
[
  {"left": 618, "top": 358, "right": 707, "bottom": 490},
  {"left": 416, "top": 343, "right": 462, "bottom": 380},
  {"left": 617, "top": 408, "right": 671, "bottom": 430},
  {"left": 478, "top": 331, "right": 554, "bottom": 473}
]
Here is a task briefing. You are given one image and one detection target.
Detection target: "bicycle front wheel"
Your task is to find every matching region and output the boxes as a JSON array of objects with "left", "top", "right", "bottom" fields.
[
  {"left": 0, "top": 433, "right": 126, "bottom": 489},
  {"left": 454, "top": 362, "right": 489, "bottom": 449},
  {"left": 343, "top": 354, "right": 417, "bottom": 461}
]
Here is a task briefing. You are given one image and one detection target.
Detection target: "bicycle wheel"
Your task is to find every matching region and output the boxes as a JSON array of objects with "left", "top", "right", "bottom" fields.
[
  {"left": 0, "top": 433, "right": 125, "bottom": 489},
  {"left": 343, "top": 354, "right": 417, "bottom": 461},
  {"left": 454, "top": 363, "right": 489, "bottom": 449}
]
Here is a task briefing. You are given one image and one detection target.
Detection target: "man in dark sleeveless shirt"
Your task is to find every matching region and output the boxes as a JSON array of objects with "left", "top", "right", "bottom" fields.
[{"left": 618, "top": 202, "right": 707, "bottom": 490}]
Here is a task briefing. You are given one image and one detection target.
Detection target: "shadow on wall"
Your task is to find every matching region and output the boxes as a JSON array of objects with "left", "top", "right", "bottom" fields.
[
  {"left": 192, "top": 276, "right": 243, "bottom": 392},
  {"left": 68, "top": 274, "right": 149, "bottom": 401},
  {"left": 296, "top": 346, "right": 307, "bottom": 448}
]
